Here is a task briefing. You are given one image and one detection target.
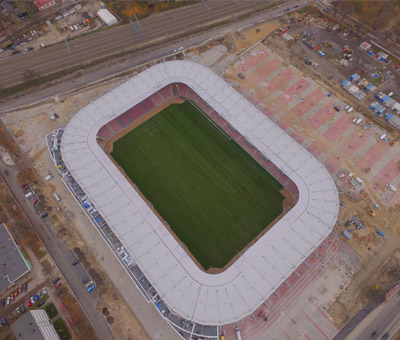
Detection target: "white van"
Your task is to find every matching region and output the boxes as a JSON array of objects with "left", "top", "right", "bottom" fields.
[
  {"left": 70, "top": 26, "right": 74, "bottom": 31},
  {"left": 387, "top": 184, "right": 397, "bottom": 192},
  {"left": 355, "top": 118, "right": 362, "bottom": 125},
  {"left": 378, "top": 134, "right": 387, "bottom": 142},
  {"left": 347, "top": 107, "right": 354, "bottom": 113},
  {"left": 25, "top": 192, "right": 34, "bottom": 198},
  {"left": 355, "top": 177, "right": 363, "bottom": 185},
  {"left": 73, "top": 25, "right": 79, "bottom": 31}
]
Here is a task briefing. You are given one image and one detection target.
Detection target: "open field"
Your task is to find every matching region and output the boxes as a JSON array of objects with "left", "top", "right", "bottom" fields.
[{"left": 111, "top": 100, "right": 284, "bottom": 270}]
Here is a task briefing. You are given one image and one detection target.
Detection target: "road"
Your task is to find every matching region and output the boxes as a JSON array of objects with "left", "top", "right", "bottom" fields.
[
  {"left": 344, "top": 294, "right": 400, "bottom": 340},
  {"left": 0, "top": 161, "right": 113, "bottom": 340},
  {"left": 0, "top": 1, "right": 307, "bottom": 111},
  {"left": 0, "top": 0, "right": 281, "bottom": 88}
]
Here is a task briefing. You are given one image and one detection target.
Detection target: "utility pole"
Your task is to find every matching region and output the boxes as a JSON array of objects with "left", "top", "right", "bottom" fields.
[
  {"left": 201, "top": 0, "right": 211, "bottom": 22},
  {"left": 64, "top": 37, "right": 71, "bottom": 56},
  {"left": 129, "top": 19, "right": 141, "bottom": 43},
  {"left": 134, "top": 14, "right": 145, "bottom": 41}
]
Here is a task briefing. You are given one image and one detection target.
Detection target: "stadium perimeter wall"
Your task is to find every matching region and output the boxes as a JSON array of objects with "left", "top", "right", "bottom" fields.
[{"left": 61, "top": 61, "right": 339, "bottom": 326}]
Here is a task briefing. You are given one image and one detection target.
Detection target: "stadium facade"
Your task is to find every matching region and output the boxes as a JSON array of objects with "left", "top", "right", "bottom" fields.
[{"left": 54, "top": 60, "right": 339, "bottom": 336}]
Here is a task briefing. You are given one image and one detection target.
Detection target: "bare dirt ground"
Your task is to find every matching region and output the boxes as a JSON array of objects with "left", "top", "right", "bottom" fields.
[{"left": 1, "top": 86, "right": 151, "bottom": 339}]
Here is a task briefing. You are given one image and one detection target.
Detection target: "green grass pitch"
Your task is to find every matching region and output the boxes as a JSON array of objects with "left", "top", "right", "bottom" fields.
[{"left": 111, "top": 101, "right": 284, "bottom": 270}]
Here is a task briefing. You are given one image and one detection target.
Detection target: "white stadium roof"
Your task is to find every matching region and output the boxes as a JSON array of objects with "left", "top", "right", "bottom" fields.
[{"left": 61, "top": 60, "right": 339, "bottom": 326}]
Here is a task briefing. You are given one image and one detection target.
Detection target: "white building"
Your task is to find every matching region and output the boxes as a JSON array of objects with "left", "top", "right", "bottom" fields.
[{"left": 97, "top": 8, "right": 118, "bottom": 26}]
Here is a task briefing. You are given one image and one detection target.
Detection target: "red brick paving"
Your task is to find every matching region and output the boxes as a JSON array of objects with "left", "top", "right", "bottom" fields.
[{"left": 322, "top": 115, "right": 353, "bottom": 143}]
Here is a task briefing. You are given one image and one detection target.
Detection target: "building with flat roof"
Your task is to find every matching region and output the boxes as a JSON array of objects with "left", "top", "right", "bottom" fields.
[
  {"left": 0, "top": 223, "right": 31, "bottom": 293},
  {"left": 11, "top": 310, "right": 60, "bottom": 340},
  {"left": 97, "top": 8, "right": 118, "bottom": 26}
]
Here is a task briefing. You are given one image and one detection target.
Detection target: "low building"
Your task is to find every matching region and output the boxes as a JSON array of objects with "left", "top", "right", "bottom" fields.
[
  {"left": 34, "top": 0, "right": 56, "bottom": 12},
  {"left": 97, "top": 8, "right": 118, "bottom": 26},
  {"left": 11, "top": 310, "right": 60, "bottom": 340},
  {"left": 0, "top": 223, "right": 31, "bottom": 293}
]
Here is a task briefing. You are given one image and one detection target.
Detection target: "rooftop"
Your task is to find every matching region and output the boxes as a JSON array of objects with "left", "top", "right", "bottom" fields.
[
  {"left": 61, "top": 60, "right": 339, "bottom": 325},
  {"left": 0, "top": 223, "right": 31, "bottom": 293},
  {"left": 11, "top": 310, "right": 60, "bottom": 340}
]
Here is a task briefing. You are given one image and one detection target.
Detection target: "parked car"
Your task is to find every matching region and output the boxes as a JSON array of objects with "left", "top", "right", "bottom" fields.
[
  {"left": 60, "top": 303, "right": 66, "bottom": 311},
  {"left": 85, "top": 281, "right": 93, "bottom": 288},
  {"left": 42, "top": 288, "right": 48, "bottom": 295},
  {"left": 26, "top": 299, "right": 32, "bottom": 307},
  {"left": 10, "top": 294, "right": 14, "bottom": 301},
  {"left": 0, "top": 299, "right": 5, "bottom": 308},
  {"left": 6, "top": 297, "right": 11, "bottom": 305},
  {"left": 52, "top": 277, "right": 60, "bottom": 285},
  {"left": 55, "top": 283, "right": 61, "bottom": 289},
  {"left": 14, "top": 290, "right": 18, "bottom": 297},
  {"left": 72, "top": 259, "right": 79, "bottom": 266},
  {"left": 16, "top": 307, "right": 21, "bottom": 314},
  {"left": 19, "top": 304, "right": 26, "bottom": 313},
  {"left": 37, "top": 301, "right": 45, "bottom": 307},
  {"left": 38, "top": 291, "right": 43, "bottom": 299},
  {"left": 34, "top": 294, "right": 39, "bottom": 301},
  {"left": 33, "top": 198, "right": 39, "bottom": 205},
  {"left": 22, "top": 283, "right": 27, "bottom": 292},
  {"left": 41, "top": 211, "right": 48, "bottom": 219},
  {"left": 30, "top": 297, "right": 35, "bottom": 305},
  {"left": 18, "top": 285, "right": 23, "bottom": 294},
  {"left": 82, "top": 278, "right": 90, "bottom": 284},
  {"left": 87, "top": 284, "right": 95, "bottom": 292}
]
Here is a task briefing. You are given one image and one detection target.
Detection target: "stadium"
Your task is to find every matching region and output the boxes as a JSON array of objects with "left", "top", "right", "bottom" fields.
[{"left": 55, "top": 60, "right": 339, "bottom": 338}]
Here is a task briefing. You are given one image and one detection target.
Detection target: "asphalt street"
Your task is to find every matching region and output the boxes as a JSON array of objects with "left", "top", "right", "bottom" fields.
[
  {"left": 345, "top": 294, "right": 400, "bottom": 340},
  {"left": 0, "top": 161, "right": 113, "bottom": 340},
  {"left": 0, "top": 0, "right": 279, "bottom": 88}
]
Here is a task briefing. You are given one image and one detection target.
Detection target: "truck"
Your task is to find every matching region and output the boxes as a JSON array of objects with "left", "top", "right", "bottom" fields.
[
  {"left": 53, "top": 193, "right": 61, "bottom": 202},
  {"left": 355, "top": 177, "right": 363, "bottom": 185},
  {"left": 25, "top": 192, "right": 34, "bottom": 199},
  {"left": 378, "top": 133, "right": 387, "bottom": 142},
  {"left": 235, "top": 328, "right": 242, "bottom": 340},
  {"left": 387, "top": 184, "right": 397, "bottom": 192}
]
